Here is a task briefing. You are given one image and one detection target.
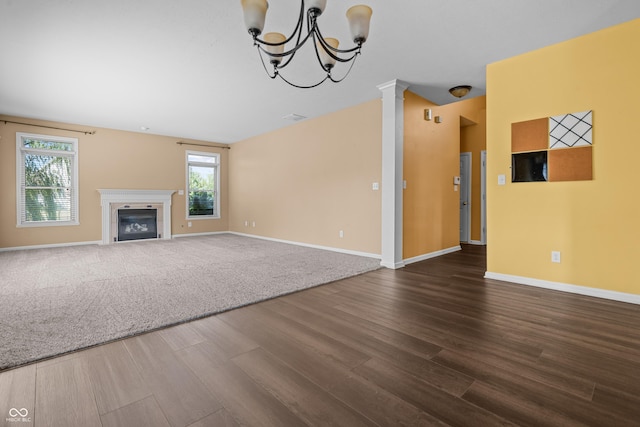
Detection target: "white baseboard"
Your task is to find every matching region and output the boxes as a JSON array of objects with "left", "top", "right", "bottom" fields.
[
  {"left": 229, "top": 232, "right": 381, "bottom": 260},
  {"left": 485, "top": 271, "right": 640, "bottom": 306},
  {"left": 403, "top": 245, "right": 462, "bottom": 266},
  {"left": 0, "top": 240, "right": 102, "bottom": 252},
  {"left": 467, "top": 240, "right": 485, "bottom": 246},
  {"left": 380, "top": 260, "right": 406, "bottom": 269},
  {"left": 172, "top": 231, "right": 228, "bottom": 238}
]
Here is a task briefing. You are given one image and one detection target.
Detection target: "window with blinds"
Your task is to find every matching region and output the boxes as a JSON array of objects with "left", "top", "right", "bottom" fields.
[
  {"left": 16, "top": 132, "right": 79, "bottom": 227},
  {"left": 186, "top": 151, "right": 219, "bottom": 219}
]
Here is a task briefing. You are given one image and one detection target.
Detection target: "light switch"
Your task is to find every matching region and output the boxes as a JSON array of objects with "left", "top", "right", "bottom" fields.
[{"left": 372, "top": 182, "right": 379, "bottom": 190}]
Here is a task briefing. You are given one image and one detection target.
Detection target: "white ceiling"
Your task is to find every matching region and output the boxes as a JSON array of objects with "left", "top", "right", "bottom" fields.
[{"left": 1, "top": 1, "right": 639, "bottom": 143}]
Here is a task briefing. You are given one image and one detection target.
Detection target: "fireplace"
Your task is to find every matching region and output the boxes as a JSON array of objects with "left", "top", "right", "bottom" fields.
[
  {"left": 98, "top": 189, "right": 176, "bottom": 245},
  {"left": 117, "top": 208, "right": 158, "bottom": 241}
]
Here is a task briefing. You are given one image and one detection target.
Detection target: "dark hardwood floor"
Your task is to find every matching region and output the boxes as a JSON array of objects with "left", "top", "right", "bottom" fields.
[{"left": 1, "top": 244, "right": 639, "bottom": 426}]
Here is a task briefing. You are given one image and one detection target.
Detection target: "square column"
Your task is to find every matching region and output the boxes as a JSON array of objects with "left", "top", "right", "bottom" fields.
[{"left": 378, "top": 80, "right": 408, "bottom": 269}]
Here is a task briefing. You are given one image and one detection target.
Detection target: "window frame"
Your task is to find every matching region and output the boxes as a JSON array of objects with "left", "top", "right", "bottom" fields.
[
  {"left": 15, "top": 132, "right": 80, "bottom": 228},
  {"left": 186, "top": 150, "right": 220, "bottom": 220}
]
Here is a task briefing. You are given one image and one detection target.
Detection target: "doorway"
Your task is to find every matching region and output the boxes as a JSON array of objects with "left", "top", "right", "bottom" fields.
[
  {"left": 460, "top": 152, "right": 471, "bottom": 243},
  {"left": 481, "top": 150, "right": 487, "bottom": 244}
]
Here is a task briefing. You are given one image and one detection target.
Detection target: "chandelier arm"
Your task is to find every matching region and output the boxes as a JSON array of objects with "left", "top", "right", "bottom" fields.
[
  {"left": 310, "top": 32, "right": 358, "bottom": 71},
  {"left": 327, "top": 54, "right": 359, "bottom": 83},
  {"left": 260, "top": 7, "right": 318, "bottom": 70},
  {"left": 315, "top": 35, "right": 360, "bottom": 64},
  {"left": 276, "top": 4, "right": 310, "bottom": 69},
  {"left": 255, "top": 26, "right": 315, "bottom": 64},
  {"left": 253, "top": 0, "right": 306, "bottom": 47},
  {"left": 256, "top": 46, "right": 278, "bottom": 79},
  {"left": 277, "top": 71, "right": 331, "bottom": 89},
  {"left": 311, "top": 31, "right": 327, "bottom": 70},
  {"left": 314, "top": 25, "right": 363, "bottom": 55},
  {"left": 276, "top": 5, "right": 316, "bottom": 69}
]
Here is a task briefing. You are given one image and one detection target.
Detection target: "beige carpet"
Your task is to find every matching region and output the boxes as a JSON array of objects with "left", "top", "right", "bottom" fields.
[{"left": 0, "top": 234, "right": 380, "bottom": 370}]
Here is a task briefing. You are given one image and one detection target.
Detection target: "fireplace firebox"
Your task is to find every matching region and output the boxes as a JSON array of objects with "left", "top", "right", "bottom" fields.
[{"left": 117, "top": 208, "right": 158, "bottom": 242}]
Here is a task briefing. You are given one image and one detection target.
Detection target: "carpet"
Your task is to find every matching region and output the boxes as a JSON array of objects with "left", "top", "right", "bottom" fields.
[{"left": 0, "top": 234, "right": 381, "bottom": 370}]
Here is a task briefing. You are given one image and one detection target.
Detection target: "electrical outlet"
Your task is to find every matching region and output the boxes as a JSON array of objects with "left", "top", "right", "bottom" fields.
[
  {"left": 244, "top": 220, "right": 248, "bottom": 227},
  {"left": 339, "top": 230, "right": 344, "bottom": 238},
  {"left": 551, "top": 251, "right": 561, "bottom": 263},
  {"left": 252, "top": 221, "right": 256, "bottom": 228},
  {"left": 188, "top": 221, "right": 192, "bottom": 228},
  {"left": 372, "top": 182, "right": 379, "bottom": 191}
]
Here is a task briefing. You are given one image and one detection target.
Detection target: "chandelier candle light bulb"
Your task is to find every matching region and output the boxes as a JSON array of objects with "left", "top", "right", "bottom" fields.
[
  {"left": 240, "top": 0, "right": 268, "bottom": 36},
  {"left": 240, "top": 0, "right": 372, "bottom": 88},
  {"left": 346, "top": 5, "right": 373, "bottom": 43},
  {"left": 263, "top": 32, "right": 286, "bottom": 64},
  {"left": 306, "top": 0, "right": 327, "bottom": 15},
  {"left": 318, "top": 38, "right": 339, "bottom": 70}
]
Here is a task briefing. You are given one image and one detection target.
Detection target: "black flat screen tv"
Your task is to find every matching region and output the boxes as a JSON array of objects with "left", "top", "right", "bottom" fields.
[{"left": 512, "top": 151, "right": 548, "bottom": 182}]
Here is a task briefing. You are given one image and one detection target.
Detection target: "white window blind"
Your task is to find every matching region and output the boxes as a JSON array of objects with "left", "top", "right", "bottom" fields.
[
  {"left": 16, "top": 132, "right": 79, "bottom": 227},
  {"left": 186, "top": 151, "right": 219, "bottom": 219}
]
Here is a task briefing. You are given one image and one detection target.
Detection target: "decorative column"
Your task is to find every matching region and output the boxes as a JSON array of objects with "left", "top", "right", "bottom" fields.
[{"left": 377, "top": 79, "right": 408, "bottom": 269}]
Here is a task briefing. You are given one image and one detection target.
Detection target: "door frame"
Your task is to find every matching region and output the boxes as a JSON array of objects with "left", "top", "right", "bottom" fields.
[
  {"left": 460, "top": 152, "right": 472, "bottom": 243},
  {"left": 481, "top": 150, "right": 487, "bottom": 244}
]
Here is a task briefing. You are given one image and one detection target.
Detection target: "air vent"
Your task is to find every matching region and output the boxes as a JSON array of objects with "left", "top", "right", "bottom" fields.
[{"left": 282, "top": 113, "right": 307, "bottom": 122}]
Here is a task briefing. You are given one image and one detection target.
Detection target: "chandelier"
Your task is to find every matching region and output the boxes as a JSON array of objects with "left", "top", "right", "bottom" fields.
[{"left": 240, "top": 0, "right": 373, "bottom": 88}]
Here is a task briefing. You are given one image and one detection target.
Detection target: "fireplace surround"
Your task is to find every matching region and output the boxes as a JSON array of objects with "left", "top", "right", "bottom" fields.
[{"left": 98, "top": 189, "right": 175, "bottom": 244}]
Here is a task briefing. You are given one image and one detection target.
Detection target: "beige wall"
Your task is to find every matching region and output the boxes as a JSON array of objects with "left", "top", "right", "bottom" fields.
[
  {"left": 403, "top": 91, "right": 486, "bottom": 259},
  {"left": 228, "top": 100, "right": 382, "bottom": 255},
  {"left": 3, "top": 93, "right": 484, "bottom": 259},
  {"left": 0, "top": 116, "right": 228, "bottom": 248},
  {"left": 487, "top": 18, "right": 640, "bottom": 295}
]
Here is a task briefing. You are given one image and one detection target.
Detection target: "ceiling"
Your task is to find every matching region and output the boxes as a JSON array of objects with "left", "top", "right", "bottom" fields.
[{"left": 1, "top": 1, "right": 639, "bottom": 144}]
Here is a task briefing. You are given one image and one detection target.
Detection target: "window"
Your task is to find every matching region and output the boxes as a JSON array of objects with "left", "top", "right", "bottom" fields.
[
  {"left": 186, "top": 151, "right": 219, "bottom": 219},
  {"left": 16, "top": 132, "right": 79, "bottom": 227}
]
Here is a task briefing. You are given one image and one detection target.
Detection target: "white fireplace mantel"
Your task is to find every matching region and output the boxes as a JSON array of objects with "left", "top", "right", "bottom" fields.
[{"left": 98, "top": 189, "right": 176, "bottom": 244}]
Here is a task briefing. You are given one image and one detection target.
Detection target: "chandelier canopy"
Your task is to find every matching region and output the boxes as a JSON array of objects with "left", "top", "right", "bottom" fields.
[{"left": 240, "top": 0, "right": 373, "bottom": 88}]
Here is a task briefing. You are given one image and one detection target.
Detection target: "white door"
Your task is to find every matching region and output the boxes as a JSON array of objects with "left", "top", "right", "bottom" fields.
[{"left": 460, "top": 153, "right": 471, "bottom": 243}]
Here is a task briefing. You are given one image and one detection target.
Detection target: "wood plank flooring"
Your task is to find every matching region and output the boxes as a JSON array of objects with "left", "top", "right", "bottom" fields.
[{"left": 1, "top": 244, "right": 639, "bottom": 426}]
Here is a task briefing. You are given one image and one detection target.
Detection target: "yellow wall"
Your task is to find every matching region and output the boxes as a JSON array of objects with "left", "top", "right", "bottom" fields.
[
  {"left": 0, "top": 116, "right": 229, "bottom": 248},
  {"left": 228, "top": 100, "right": 382, "bottom": 255},
  {"left": 486, "top": 18, "right": 640, "bottom": 295},
  {"left": 403, "top": 91, "right": 486, "bottom": 259}
]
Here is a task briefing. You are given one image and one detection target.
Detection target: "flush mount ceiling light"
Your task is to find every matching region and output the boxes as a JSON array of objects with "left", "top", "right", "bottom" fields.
[
  {"left": 449, "top": 85, "right": 472, "bottom": 98},
  {"left": 240, "top": 0, "right": 373, "bottom": 89}
]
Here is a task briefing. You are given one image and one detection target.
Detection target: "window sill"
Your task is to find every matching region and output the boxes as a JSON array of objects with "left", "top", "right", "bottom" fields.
[
  {"left": 186, "top": 216, "right": 220, "bottom": 221},
  {"left": 17, "top": 220, "right": 80, "bottom": 228}
]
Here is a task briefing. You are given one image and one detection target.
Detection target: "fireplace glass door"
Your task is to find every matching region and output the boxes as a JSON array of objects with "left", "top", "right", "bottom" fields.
[{"left": 117, "top": 208, "right": 158, "bottom": 241}]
